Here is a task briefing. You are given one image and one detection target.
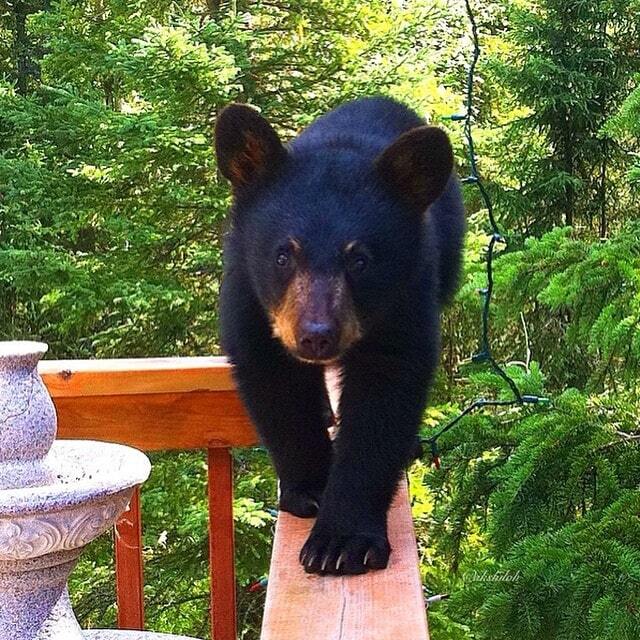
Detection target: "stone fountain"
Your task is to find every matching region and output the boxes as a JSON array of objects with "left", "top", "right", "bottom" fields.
[{"left": 0, "top": 341, "right": 198, "bottom": 640}]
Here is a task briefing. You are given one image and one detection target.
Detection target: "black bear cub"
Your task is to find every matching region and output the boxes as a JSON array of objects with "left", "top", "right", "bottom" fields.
[{"left": 215, "top": 97, "right": 465, "bottom": 575}]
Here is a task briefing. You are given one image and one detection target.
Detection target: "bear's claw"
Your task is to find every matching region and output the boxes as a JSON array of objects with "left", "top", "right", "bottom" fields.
[{"left": 299, "top": 529, "right": 391, "bottom": 575}]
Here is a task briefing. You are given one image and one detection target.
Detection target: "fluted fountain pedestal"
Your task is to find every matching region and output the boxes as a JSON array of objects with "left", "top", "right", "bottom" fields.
[
  {"left": 0, "top": 342, "right": 200, "bottom": 640},
  {"left": 1, "top": 552, "right": 82, "bottom": 637}
]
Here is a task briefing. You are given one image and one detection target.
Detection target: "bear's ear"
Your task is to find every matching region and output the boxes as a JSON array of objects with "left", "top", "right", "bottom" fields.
[
  {"left": 375, "top": 126, "right": 454, "bottom": 212},
  {"left": 215, "top": 104, "right": 287, "bottom": 191}
]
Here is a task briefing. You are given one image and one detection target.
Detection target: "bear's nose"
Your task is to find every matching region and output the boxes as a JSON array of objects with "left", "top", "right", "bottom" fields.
[{"left": 298, "top": 322, "right": 339, "bottom": 361}]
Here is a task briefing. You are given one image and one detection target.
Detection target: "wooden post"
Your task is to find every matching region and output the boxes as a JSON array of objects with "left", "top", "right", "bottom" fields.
[
  {"left": 208, "top": 447, "right": 237, "bottom": 640},
  {"left": 115, "top": 487, "right": 145, "bottom": 629}
]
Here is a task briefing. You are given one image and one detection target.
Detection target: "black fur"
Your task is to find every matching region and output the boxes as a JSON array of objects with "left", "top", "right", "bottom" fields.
[{"left": 216, "top": 96, "right": 465, "bottom": 575}]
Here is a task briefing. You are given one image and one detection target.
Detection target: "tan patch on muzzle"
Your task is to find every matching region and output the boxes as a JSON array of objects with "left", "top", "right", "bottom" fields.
[
  {"left": 270, "top": 272, "right": 311, "bottom": 352},
  {"left": 270, "top": 272, "right": 362, "bottom": 358}
]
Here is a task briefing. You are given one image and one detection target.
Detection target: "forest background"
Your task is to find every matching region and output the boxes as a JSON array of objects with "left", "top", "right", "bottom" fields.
[{"left": 1, "top": 0, "right": 639, "bottom": 638}]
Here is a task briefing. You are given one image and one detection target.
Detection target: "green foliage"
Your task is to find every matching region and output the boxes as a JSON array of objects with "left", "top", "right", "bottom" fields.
[
  {"left": 421, "top": 374, "right": 640, "bottom": 639},
  {"left": 0, "top": 0, "right": 458, "bottom": 357},
  {"left": 485, "top": 0, "right": 640, "bottom": 236},
  {"left": 604, "top": 79, "right": 640, "bottom": 184},
  {"left": 484, "top": 223, "right": 640, "bottom": 390},
  {"left": 429, "top": 217, "right": 640, "bottom": 639}
]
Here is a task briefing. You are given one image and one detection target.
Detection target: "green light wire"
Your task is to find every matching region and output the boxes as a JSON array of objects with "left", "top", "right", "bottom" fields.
[{"left": 424, "top": 0, "right": 549, "bottom": 464}]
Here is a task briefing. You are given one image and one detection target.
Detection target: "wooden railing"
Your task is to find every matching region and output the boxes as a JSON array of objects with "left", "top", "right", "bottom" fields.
[{"left": 39, "top": 357, "right": 429, "bottom": 640}]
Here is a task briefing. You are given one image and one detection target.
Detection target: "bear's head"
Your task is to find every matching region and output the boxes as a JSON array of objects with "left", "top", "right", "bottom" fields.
[{"left": 215, "top": 104, "right": 453, "bottom": 364}]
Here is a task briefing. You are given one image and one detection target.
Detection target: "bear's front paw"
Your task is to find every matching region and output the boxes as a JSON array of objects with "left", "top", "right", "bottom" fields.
[
  {"left": 299, "top": 525, "right": 391, "bottom": 575},
  {"left": 279, "top": 484, "right": 324, "bottom": 518}
]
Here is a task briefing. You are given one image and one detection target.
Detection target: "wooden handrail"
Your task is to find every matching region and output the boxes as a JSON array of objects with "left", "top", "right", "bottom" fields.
[
  {"left": 39, "top": 357, "right": 429, "bottom": 640},
  {"left": 39, "top": 357, "right": 257, "bottom": 450},
  {"left": 40, "top": 357, "right": 237, "bottom": 397}
]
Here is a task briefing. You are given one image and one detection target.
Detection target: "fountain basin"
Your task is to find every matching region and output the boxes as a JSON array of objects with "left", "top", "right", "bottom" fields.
[
  {"left": 0, "top": 441, "right": 151, "bottom": 561},
  {"left": 0, "top": 439, "right": 152, "bottom": 640}
]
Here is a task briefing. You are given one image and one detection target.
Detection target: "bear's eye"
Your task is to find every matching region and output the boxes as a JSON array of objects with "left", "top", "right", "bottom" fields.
[
  {"left": 276, "top": 251, "right": 290, "bottom": 268},
  {"left": 346, "top": 252, "right": 369, "bottom": 275}
]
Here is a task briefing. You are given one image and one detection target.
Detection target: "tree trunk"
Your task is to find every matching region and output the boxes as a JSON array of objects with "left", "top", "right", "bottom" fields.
[
  {"left": 205, "top": 0, "right": 221, "bottom": 17},
  {"left": 599, "top": 141, "right": 608, "bottom": 239},
  {"left": 14, "top": 2, "right": 29, "bottom": 96},
  {"left": 563, "top": 147, "right": 574, "bottom": 228}
]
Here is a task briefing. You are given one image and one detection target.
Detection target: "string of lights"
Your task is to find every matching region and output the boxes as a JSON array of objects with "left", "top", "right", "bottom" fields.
[{"left": 423, "top": 0, "right": 548, "bottom": 469}]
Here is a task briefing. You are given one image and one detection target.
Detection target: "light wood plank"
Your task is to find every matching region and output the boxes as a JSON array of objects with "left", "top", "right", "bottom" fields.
[
  {"left": 261, "top": 480, "right": 429, "bottom": 640},
  {"left": 39, "top": 357, "right": 235, "bottom": 398}
]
